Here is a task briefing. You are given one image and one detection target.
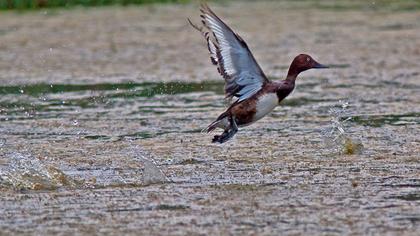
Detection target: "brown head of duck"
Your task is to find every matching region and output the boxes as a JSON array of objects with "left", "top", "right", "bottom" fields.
[{"left": 286, "top": 54, "right": 328, "bottom": 81}]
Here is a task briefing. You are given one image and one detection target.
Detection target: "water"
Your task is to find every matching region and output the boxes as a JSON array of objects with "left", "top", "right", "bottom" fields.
[
  {"left": 0, "top": 2, "right": 419, "bottom": 235},
  {"left": 0, "top": 79, "right": 418, "bottom": 234},
  {"left": 322, "top": 100, "right": 364, "bottom": 155},
  {"left": 0, "top": 81, "right": 223, "bottom": 190},
  {"left": 128, "top": 144, "right": 168, "bottom": 185},
  {"left": 0, "top": 152, "right": 81, "bottom": 190}
]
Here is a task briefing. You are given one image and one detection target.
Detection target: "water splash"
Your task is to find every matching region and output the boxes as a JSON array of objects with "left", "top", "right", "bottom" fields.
[
  {"left": 128, "top": 144, "right": 168, "bottom": 185},
  {"left": 0, "top": 138, "right": 5, "bottom": 148},
  {"left": 0, "top": 153, "right": 83, "bottom": 191},
  {"left": 322, "top": 101, "right": 364, "bottom": 155}
]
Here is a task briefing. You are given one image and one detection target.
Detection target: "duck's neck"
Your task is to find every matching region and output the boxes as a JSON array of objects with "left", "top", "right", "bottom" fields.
[
  {"left": 286, "top": 75, "right": 297, "bottom": 82},
  {"left": 276, "top": 78, "right": 295, "bottom": 101},
  {"left": 286, "top": 67, "right": 299, "bottom": 82}
]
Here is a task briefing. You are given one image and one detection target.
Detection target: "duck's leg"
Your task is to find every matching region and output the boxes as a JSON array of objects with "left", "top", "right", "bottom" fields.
[{"left": 212, "top": 116, "right": 238, "bottom": 143}]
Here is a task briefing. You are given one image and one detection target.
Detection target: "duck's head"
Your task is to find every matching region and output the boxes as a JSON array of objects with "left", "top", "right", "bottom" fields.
[{"left": 287, "top": 54, "right": 328, "bottom": 79}]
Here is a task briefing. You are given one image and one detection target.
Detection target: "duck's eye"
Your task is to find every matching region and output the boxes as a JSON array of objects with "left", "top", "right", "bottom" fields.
[{"left": 306, "top": 57, "right": 310, "bottom": 62}]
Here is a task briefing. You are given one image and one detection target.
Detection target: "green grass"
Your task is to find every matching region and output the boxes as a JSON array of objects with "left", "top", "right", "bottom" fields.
[
  {"left": 0, "top": 0, "right": 189, "bottom": 10},
  {"left": 292, "top": 0, "right": 420, "bottom": 12},
  {"left": 1, "top": 0, "right": 419, "bottom": 11}
]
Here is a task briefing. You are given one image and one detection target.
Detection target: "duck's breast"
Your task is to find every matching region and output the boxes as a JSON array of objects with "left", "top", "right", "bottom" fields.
[{"left": 253, "top": 93, "right": 278, "bottom": 121}]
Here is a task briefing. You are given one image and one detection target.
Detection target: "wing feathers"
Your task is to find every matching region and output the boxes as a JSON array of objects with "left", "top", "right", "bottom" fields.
[
  {"left": 190, "top": 3, "right": 269, "bottom": 102},
  {"left": 188, "top": 18, "right": 219, "bottom": 66}
]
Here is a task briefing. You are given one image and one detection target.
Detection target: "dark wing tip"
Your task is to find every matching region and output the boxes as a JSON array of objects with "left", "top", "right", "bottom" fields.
[
  {"left": 188, "top": 18, "right": 209, "bottom": 35},
  {"left": 187, "top": 18, "right": 201, "bottom": 31},
  {"left": 200, "top": 1, "right": 210, "bottom": 10},
  {"left": 200, "top": 1, "right": 218, "bottom": 20}
]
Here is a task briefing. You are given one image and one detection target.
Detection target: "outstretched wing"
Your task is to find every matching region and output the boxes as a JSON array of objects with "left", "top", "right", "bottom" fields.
[{"left": 189, "top": 3, "right": 269, "bottom": 102}]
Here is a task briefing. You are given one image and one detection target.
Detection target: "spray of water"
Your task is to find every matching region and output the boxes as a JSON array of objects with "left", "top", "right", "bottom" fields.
[
  {"left": 0, "top": 152, "right": 82, "bottom": 190},
  {"left": 322, "top": 101, "right": 363, "bottom": 155},
  {"left": 126, "top": 142, "right": 168, "bottom": 185}
]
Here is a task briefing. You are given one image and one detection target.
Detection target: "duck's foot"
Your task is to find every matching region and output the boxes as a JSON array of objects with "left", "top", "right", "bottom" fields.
[
  {"left": 211, "top": 117, "right": 238, "bottom": 144},
  {"left": 212, "top": 135, "right": 222, "bottom": 143},
  {"left": 212, "top": 132, "right": 232, "bottom": 144}
]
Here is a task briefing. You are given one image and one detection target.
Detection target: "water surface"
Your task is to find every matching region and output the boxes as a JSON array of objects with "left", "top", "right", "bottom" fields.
[{"left": 0, "top": 2, "right": 419, "bottom": 235}]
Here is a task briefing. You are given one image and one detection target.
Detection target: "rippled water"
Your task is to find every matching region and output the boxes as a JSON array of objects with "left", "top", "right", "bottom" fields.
[
  {"left": 1, "top": 2, "right": 419, "bottom": 235},
  {"left": 0, "top": 77, "right": 418, "bottom": 186},
  {"left": 0, "top": 81, "right": 222, "bottom": 189},
  {"left": 0, "top": 75, "right": 419, "bottom": 234}
]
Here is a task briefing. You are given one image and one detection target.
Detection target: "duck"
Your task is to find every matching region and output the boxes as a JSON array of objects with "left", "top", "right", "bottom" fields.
[{"left": 189, "top": 3, "right": 328, "bottom": 143}]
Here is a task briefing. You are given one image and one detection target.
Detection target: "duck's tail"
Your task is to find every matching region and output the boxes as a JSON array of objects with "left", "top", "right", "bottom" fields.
[
  {"left": 201, "top": 120, "right": 220, "bottom": 133},
  {"left": 202, "top": 112, "right": 229, "bottom": 133}
]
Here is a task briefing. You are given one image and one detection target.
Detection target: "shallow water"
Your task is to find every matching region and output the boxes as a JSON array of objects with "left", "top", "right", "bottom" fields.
[
  {"left": 0, "top": 77, "right": 418, "bottom": 234},
  {"left": 0, "top": 2, "right": 420, "bottom": 235}
]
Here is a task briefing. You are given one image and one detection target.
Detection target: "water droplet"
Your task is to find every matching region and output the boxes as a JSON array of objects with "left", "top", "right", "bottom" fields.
[
  {"left": 322, "top": 100, "right": 362, "bottom": 155},
  {"left": 129, "top": 145, "right": 167, "bottom": 185},
  {"left": 0, "top": 153, "right": 82, "bottom": 190},
  {"left": 340, "top": 100, "right": 349, "bottom": 109},
  {"left": 0, "top": 138, "right": 5, "bottom": 147}
]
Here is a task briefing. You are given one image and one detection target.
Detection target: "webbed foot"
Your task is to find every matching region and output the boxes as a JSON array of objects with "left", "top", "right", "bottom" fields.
[{"left": 211, "top": 117, "right": 238, "bottom": 143}]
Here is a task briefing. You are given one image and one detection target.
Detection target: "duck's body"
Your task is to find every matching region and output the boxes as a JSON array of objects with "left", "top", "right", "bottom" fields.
[
  {"left": 190, "top": 3, "right": 328, "bottom": 143},
  {"left": 210, "top": 80, "right": 294, "bottom": 130}
]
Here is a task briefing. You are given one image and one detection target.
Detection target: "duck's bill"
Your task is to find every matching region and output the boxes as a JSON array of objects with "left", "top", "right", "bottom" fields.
[{"left": 313, "top": 62, "right": 329, "bottom": 69}]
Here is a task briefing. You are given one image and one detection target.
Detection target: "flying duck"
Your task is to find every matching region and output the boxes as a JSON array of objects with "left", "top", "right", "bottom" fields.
[{"left": 189, "top": 3, "right": 328, "bottom": 143}]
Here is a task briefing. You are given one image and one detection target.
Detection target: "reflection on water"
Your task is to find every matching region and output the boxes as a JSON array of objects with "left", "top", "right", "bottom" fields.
[
  {"left": 351, "top": 112, "right": 420, "bottom": 127},
  {"left": 0, "top": 82, "right": 224, "bottom": 97},
  {"left": 0, "top": 81, "right": 224, "bottom": 121}
]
